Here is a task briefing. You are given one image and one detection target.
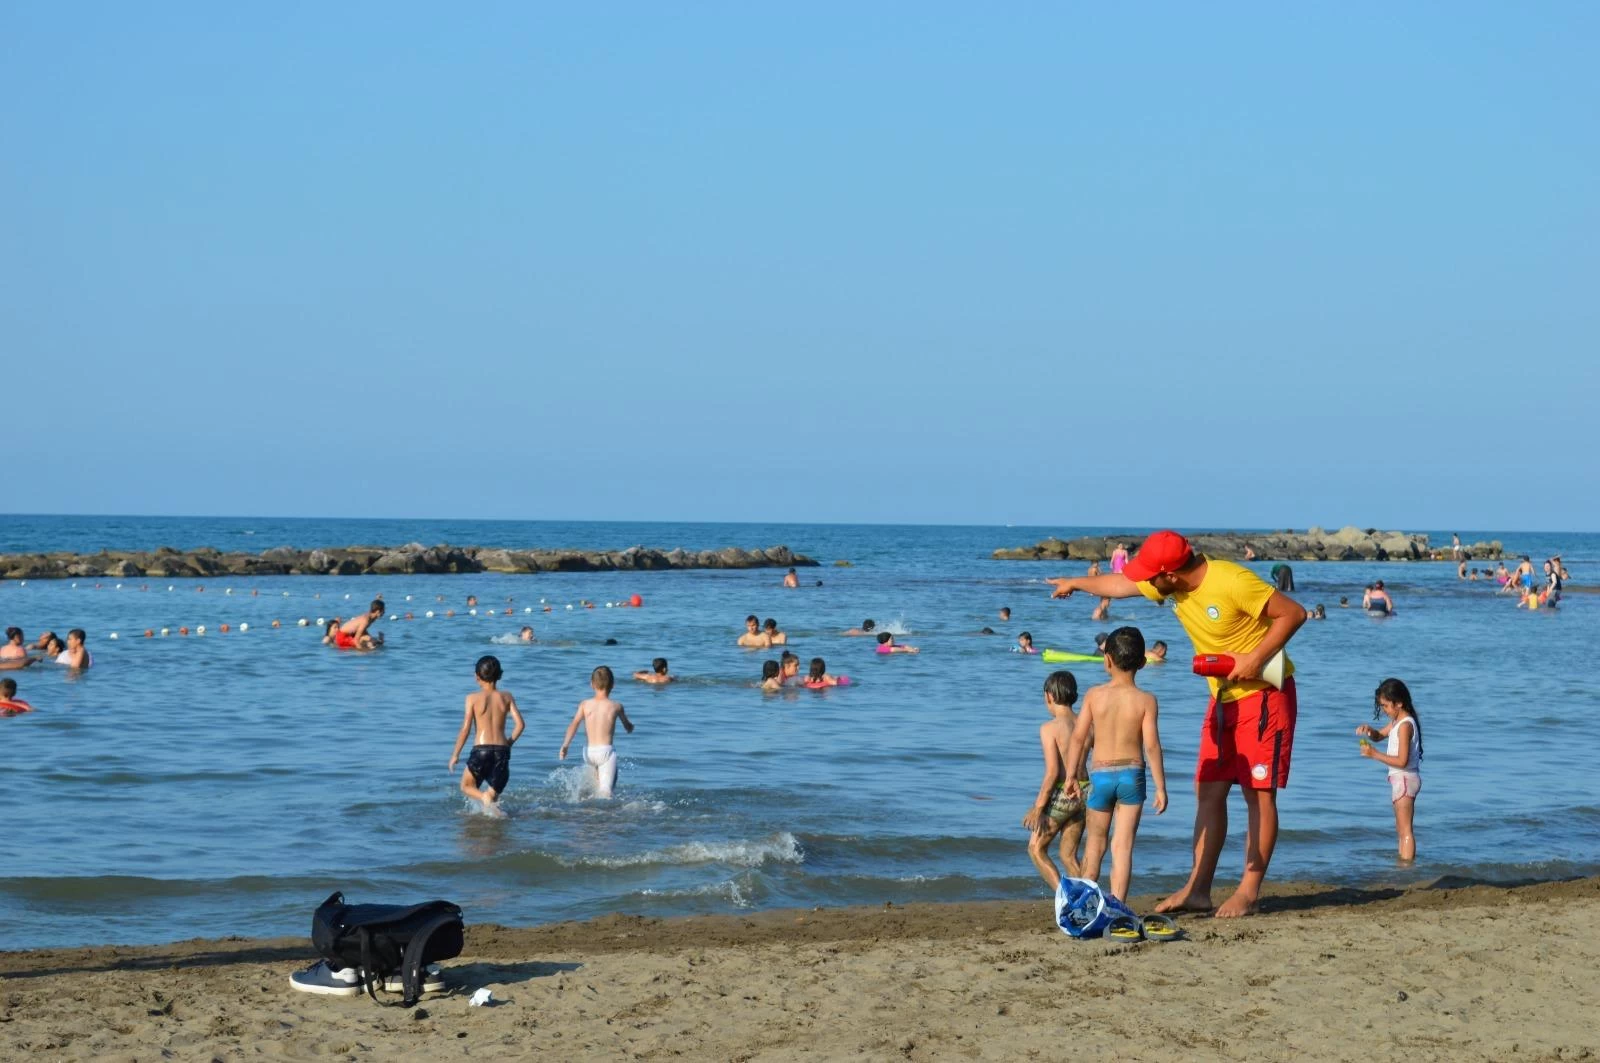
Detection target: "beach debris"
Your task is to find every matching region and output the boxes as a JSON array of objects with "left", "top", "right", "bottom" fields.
[
  {"left": 1397, "top": 990, "right": 1409, "bottom": 1002},
  {"left": 469, "top": 988, "right": 493, "bottom": 1007}
]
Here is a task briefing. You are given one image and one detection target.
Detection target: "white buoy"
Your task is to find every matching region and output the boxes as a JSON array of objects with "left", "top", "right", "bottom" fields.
[
  {"left": 108, "top": 632, "right": 119, "bottom": 640},
  {"left": 115, "top": 583, "right": 123, "bottom": 590},
  {"left": 298, "top": 618, "right": 309, "bottom": 627},
  {"left": 539, "top": 598, "right": 546, "bottom": 604},
  {"left": 566, "top": 603, "right": 573, "bottom": 610},
  {"left": 388, "top": 614, "right": 398, "bottom": 620},
  {"left": 283, "top": 591, "right": 290, "bottom": 597},
  {"left": 425, "top": 610, "right": 435, "bottom": 618},
  {"left": 71, "top": 582, "right": 77, "bottom": 588},
  {"left": 160, "top": 627, "right": 170, "bottom": 636},
  {"left": 239, "top": 622, "right": 250, "bottom": 632},
  {"left": 524, "top": 606, "right": 532, "bottom": 613},
  {"left": 469, "top": 608, "right": 478, "bottom": 616},
  {"left": 344, "top": 594, "right": 350, "bottom": 600},
  {"left": 168, "top": 585, "right": 174, "bottom": 591},
  {"left": 196, "top": 625, "right": 207, "bottom": 635},
  {"left": 225, "top": 588, "right": 233, "bottom": 595},
  {"left": 606, "top": 602, "right": 613, "bottom": 608},
  {"left": 405, "top": 595, "right": 412, "bottom": 601},
  {"left": 316, "top": 617, "right": 325, "bottom": 626}
]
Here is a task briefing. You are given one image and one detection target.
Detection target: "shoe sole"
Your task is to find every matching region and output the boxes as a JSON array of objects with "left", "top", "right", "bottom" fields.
[
  {"left": 288, "top": 973, "right": 362, "bottom": 996},
  {"left": 381, "top": 964, "right": 445, "bottom": 994}
]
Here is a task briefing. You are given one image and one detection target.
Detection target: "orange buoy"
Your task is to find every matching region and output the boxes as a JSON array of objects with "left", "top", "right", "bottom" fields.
[
  {"left": 179, "top": 626, "right": 190, "bottom": 636},
  {"left": 630, "top": 594, "right": 643, "bottom": 608},
  {"left": 446, "top": 609, "right": 455, "bottom": 617},
  {"left": 271, "top": 619, "right": 281, "bottom": 628},
  {"left": 219, "top": 623, "right": 231, "bottom": 633},
  {"left": 504, "top": 608, "right": 513, "bottom": 615},
  {"left": 144, "top": 629, "right": 154, "bottom": 638},
  {"left": 405, "top": 612, "right": 414, "bottom": 620}
]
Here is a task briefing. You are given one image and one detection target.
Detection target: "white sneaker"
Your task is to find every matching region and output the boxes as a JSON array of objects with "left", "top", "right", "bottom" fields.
[
  {"left": 289, "top": 960, "right": 362, "bottom": 996},
  {"left": 381, "top": 963, "right": 446, "bottom": 994}
]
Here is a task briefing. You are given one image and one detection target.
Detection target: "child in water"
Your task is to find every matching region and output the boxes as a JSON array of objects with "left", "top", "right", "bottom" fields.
[
  {"left": 1146, "top": 640, "right": 1168, "bottom": 663},
  {"left": 759, "top": 660, "right": 782, "bottom": 691},
  {"left": 633, "top": 657, "right": 675, "bottom": 684},
  {"left": 447, "top": 655, "right": 525, "bottom": 817},
  {"left": 560, "top": 666, "right": 634, "bottom": 799},
  {"left": 0, "top": 678, "right": 33, "bottom": 715},
  {"left": 804, "top": 657, "right": 845, "bottom": 688},
  {"left": 1022, "top": 670, "right": 1089, "bottom": 891},
  {"left": 1357, "top": 677, "right": 1422, "bottom": 861},
  {"left": 1064, "top": 627, "right": 1167, "bottom": 901},
  {"left": 1014, "top": 632, "right": 1037, "bottom": 655},
  {"left": 876, "top": 632, "right": 919, "bottom": 655},
  {"left": 763, "top": 618, "right": 787, "bottom": 645}
]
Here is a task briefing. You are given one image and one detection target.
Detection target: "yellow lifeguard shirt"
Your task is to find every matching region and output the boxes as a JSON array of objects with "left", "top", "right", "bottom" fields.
[{"left": 1137, "top": 558, "right": 1295, "bottom": 702}]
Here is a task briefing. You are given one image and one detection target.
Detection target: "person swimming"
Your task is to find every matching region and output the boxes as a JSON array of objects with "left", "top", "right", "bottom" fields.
[
  {"left": 1363, "top": 582, "right": 1395, "bottom": 615},
  {"left": 759, "top": 660, "right": 783, "bottom": 692},
  {"left": 1014, "top": 631, "right": 1038, "bottom": 655},
  {"left": 633, "top": 657, "right": 675, "bottom": 684},
  {"left": 841, "top": 619, "right": 877, "bottom": 637},
  {"left": 804, "top": 657, "right": 845, "bottom": 688}
]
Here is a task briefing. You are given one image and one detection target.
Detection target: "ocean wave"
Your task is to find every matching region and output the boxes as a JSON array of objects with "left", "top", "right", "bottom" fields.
[{"left": 564, "top": 832, "right": 804, "bottom": 871}]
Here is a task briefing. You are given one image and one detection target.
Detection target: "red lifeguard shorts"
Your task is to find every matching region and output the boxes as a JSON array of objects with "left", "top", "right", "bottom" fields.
[
  {"left": 334, "top": 630, "right": 358, "bottom": 650},
  {"left": 1197, "top": 676, "right": 1297, "bottom": 790}
]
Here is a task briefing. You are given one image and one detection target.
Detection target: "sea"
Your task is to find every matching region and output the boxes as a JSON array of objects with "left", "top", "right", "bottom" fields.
[{"left": 0, "top": 516, "right": 1594, "bottom": 949}]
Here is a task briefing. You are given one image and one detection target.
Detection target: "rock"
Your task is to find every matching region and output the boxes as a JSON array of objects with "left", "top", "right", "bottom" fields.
[
  {"left": 993, "top": 528, "right": 1468, "bottom": 564},
  {"left": 108, "top": 559, "right": 144, "bottom": 578}
]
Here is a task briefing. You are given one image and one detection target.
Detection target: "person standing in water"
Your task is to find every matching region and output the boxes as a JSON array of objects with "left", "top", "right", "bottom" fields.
[
  {"left": 559, "top": 666, "right": 634, "bottom": 799},
  {"left": 1047, "top": 530, "right": 1305, "bottom": 918},
  {"left": 447, "top": 655, "right": 525, "bottom": 817}
]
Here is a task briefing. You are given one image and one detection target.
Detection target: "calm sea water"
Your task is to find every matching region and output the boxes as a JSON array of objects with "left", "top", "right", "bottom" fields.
[{"left": 1, "top": 516, "right": 1594, "bottom": 949}]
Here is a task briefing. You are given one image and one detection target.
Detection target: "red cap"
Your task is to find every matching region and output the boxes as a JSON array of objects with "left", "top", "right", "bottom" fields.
[{"left": 1122, "top": 530, "right": 1194, "bottom": 582}]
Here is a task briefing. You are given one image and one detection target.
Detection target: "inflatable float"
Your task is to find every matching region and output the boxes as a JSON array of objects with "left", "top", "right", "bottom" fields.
[{"left": 1041, "top": 649, "right": 1102, "bottom": 663}]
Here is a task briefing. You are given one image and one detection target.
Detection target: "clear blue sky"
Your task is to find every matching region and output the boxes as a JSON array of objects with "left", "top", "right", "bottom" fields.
[{"left": 4, "top": 3, "right": 1595, "bottom": 529}]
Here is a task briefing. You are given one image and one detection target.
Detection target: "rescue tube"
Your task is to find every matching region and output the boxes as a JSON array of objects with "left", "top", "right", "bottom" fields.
[{"left": 1041, "top": 649, "right": 1102, "bottom": 663}]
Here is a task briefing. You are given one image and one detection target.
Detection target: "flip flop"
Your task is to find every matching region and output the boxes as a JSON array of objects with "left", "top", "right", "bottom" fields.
[
  {"left": 1104, "top": 916, "right": 1146, "bottom": 944},
  {"left": 1140, "top": 914, "right": 1183, "bottom": 942}
]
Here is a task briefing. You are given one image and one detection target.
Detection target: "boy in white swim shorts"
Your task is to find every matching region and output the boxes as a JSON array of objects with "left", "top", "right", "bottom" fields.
[{"left": 559, "top": 665, "right": 635, "bottom": 799}]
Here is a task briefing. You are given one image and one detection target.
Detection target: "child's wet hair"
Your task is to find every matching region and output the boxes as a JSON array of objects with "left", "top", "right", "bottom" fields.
[
  {"left": 0, "top": 678, "right": 16, "bottom": 698},
  {"left": 763, "top": 618, "right": 777, "bottom": 632},
  {"left": 651, "top": 657, "right": 668, "bottom": 674},
  {"left": 4, "top": 627, "right": 20, "bottom": 642},
  {"left": 1019, "top": 631, "right": 1032, "bottom": 643},
  {"left": 780, "top": 650, "right": 797, "bottom": 665},
  {"left": 1105, "top": 627, "right": 1146, "bottom": 672},
  {"left": 326, "top": 620, "right": 339, "bottom": 634},
  {"left": 808, "top": 657, "right": 826, "bottom": 680},
  {"left": 592, "top": 665, "right": 615, "bottom": 692},
  {"left": 761, "top": 660, "right": 780, "bottom": 680},
  {"left": 1152, "top": 640, "right": 1167, "bottom": 653},
  {"left": 1374, "top": 677, "right": 1422, "bottom": 754},
  {"left": 369, "top": 599, "right": 385, "bottom": 615},
  {"left": 1044, "top": 670, "right": 1078, "bottom": 707},
  {"left": 746, "top": 614, "right": 760, "bottom": 626},
  {"left": 981, "top": 626, "right": 995, "bottom": 635},
  {"left": 862, "top": 619, "right": 875, "bottom": 631},
  {"left": 876, "top": 632, "right": 892, "bottom": 644},
  {"left": 68, "top": 628, "right": 86, "bottom": 643},
  {"left": 476, "top": 655, "right": 503, "bottom": 682}
]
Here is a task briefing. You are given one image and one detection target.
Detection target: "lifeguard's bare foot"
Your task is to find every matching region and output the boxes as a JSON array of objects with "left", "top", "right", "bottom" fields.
[
  {"left": 1154, "top": 887, "right": 1213, "bottom": 914},
  {"left": 1214, "top": 892, "right": 1259, "bottom": 918}
]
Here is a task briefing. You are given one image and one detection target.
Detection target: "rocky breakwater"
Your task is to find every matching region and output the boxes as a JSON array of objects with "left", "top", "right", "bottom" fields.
[
  {"left": 0, "top": 543, "right": 819, "bottom": 580},
  {"left": 994, "top": 527, "right": 1506, "bottom": 563}
]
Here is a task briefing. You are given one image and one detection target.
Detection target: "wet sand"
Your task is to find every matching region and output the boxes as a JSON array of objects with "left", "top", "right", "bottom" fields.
[{"left": 3, "top": 876, "right": 1597, "bottom": 1061}]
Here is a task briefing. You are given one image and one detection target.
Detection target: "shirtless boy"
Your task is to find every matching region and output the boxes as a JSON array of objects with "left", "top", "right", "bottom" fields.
[
  {"left": 447, "top": 655, "right": 525, "bottom": 816},
  {"left": 633, "top": 657, "right": 675, "bottom": 684},
  {"left": 1, "top": 628, "right": 37, "bottom": 669},
  {"left": 783, "top": 568, "right": 800, "bottom": 588},
  {"left": 763, "top": 618, "right": 788, "bottom": 645},
  {"left": 560, "top": 666, "right": 635, "bottom": 799},
  {"left": 1022, "top": 670, "right": 1089, "bottom": 891},
  {"left": 738, "top": 615, "right": 772, "bottom": 648},
  {"left": 841, "top": 619, "right": 877, "bottom": 637},
  {"left": 335, "top": 600, "right": 385, "bottom": 650},
  {"left": 1, "top": 678, "right": 33, "bottom": 715},
  {"left": 1064, "top": 626, "right": 1167, "bottom": 901}
]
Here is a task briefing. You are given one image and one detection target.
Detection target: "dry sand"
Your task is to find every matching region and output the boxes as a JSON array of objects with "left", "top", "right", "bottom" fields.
[{"left": 3, "top": 877, "right": 1598, "bottom": 1061}]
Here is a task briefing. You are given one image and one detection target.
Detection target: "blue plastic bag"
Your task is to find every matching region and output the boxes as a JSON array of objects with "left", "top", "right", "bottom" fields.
[{"left": 1055, "top": 877, "right": 1138, "bottom": 939}]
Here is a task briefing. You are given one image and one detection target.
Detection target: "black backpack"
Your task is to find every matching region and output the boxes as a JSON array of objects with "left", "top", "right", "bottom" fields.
[{"left": 311, "top": 891, "right": 464, "bottom": 1006}]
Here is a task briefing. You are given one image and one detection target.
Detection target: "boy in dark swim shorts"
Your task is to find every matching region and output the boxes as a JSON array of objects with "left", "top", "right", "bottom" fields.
[
  {"left": 1023, "top": 671, "right": 1091, "bottom": 891},
  {"left": 447, "top": 655, "right": 525, "bottom": 816}
]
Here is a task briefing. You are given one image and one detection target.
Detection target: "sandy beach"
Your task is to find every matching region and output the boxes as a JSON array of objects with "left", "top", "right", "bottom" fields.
[{"left": 4, "top": 876, "right": 1597, "bottom": 1061}]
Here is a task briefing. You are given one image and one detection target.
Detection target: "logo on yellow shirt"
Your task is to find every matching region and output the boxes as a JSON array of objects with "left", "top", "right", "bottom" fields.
[{"left": 1205, "top": 605, "right": 1220, "bottom": 621}]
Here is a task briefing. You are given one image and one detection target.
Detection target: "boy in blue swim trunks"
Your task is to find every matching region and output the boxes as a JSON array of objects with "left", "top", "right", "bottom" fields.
[{"left": 1065, "top": 626, "right": 1167, "bottom": 901}]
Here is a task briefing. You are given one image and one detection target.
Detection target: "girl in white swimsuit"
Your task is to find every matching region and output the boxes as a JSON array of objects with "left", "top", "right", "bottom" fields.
[{"left": 1356, "top": 678, "right": 1423, "bottom": 862}]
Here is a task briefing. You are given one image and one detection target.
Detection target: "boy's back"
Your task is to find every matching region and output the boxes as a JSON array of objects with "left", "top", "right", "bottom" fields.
[
  {"left": 577, "top": 694, "right": 627, "bottom": 745},
  {"left": 1083, "top": 682, "right": 1157, "bottom": 765},
  {"left": 468, "top": 688, "right": 517, "bottom": 746}
]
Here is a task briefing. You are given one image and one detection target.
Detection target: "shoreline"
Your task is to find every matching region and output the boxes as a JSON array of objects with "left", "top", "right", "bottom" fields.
[
  {"left": 995, "top": 528, "right": 1510, "bottom": 563},
  {"left": 5, "top": 877, "right": 1598, "bottom": 1061}
]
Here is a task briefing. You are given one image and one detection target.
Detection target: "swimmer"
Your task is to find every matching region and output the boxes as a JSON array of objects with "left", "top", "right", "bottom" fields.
[
  {"left": 738, "top": 615, "right": 773, "bottom": 649},
  {"left": 0, "top": 677, "right": 33, "bottom": 716},
  {"left": 1363, "top": 581, "right": 1395, "bottom": 615},
  {"left": 1310, "top": 604, "right": 1327, "bottom": 620},
  {"left": 30, "top": 631, "right": 58, "bottom": 654},
  {"left": 783, "top": 567, "right": 799, "bottom": 589},
  {"left": 321, "top": 620, "right": 341, "bottom": 645},
  {"left": 804, "top": 657, "right": 842, "bottom": 688},
  {"left": 447, "top": 655, "right": 524, "bottom": 816},
  {"left": 56, "top": 629, "right": 91, "bottom": 670},
  {"left": 40, "top": 634, "right": 64, "bottom": 659},
  {"left": 633, "top": 657, "right": 675, "bottom": 684},
  {"left": 1339, "top": 596, "right": 1350, "bottom": 608},
  {"left": 1087, "top": 562, "right": 1112, "bottom": 621},
  {"left": 1093, "top": 632, "right": 1109, "bottom": 656},
  {"left": 979, "top": 627, "right": 996, "bottom": 635},
  {"left": 876, "top": 632, "right": 919, "bottom": 655},
  {"left": 466, "top": 595, "right": 478, "bottom": 608},
  {"left": 559, "top": 666, "right": 634, "bottom": 800},
  {"left": 1014, "top": 631, "right": 1038, "bottom": 655},
  {"left": 999, "top": 607, "right": 1011, "bottom": 622},
  {"left": 841, "top": 619, "right": 877, "bottom": 637},
  {"left": 779, "top": 651, "right": 802, "bottom": 684},
  {"left": 1, "top": 627, "right": 38, "bottom": 669},
  {"left": 335, "top": 600, "right": 385, "bottom": 650},
  {"left": 759, "top": 660, "right": 783, "bottom": 692},
  {"left": 763, "top": 618, "right": 788, "bottom": 646},
  {"left": 519, "top": 626, "right": 536, "bottom": 642},
  {"left": 1146, "top": 640, "right": 1168, "bottom": 663}
]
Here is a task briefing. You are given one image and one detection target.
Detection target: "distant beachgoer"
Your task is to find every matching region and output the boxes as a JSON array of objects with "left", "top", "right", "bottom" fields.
[
  {"left": 1087, "top": 561, "right": 1112, "bottom": 621},
  {"left": 1110, "top": 543, "right": 1129, "bottom": 575},
  {"left": 466, "top": 595, "right": 479, "bottom": 608},
  {"left": 1457, "top": 559, "right": 1467, "bottom": 580},
  {"left": 1093, "top": 632, "right": 1109, "bottom": 656},
  {"left": 40, "top": 634, "right": 64, "bottom": 658},
  {"left": 0, "top": 677, "right": 33, "bottom": 716},
  {"left": 1339, "top": 597, "right": 1350, "bottom": 608},
  {"left": 1243, "top": 544, "right": 1257, "bottom": 561},
  {"left": 875, "top": 632, "right": 918, "bottom": 655},
  {"left": 447, "top": 655, "right": 525, "bottom": 817},
  {"left": 1514, "top": 556, "right": 1534, "bottom": 588},
  {"left": 738, "top": 615, "right": 772, "bottom": 649},
  {"left": 1468, "top": 569, "right": 1480, "bottom": 582},
  {"left": 559, "top": 666, "right": 633, "bottom": 800},
  {"left": 1311, "top": 604, "right": 1327, "bottom": 620},
  {"left": 1064, "top": 627, "right": 1166, "bottom": 901},
  {"left": 1357, "top": 677, "right": 1423, "bottom": 862},
  {"left": 783, "top": 568, "right": 799, "bottom": 589},
  {"left": 1047, "top": 529, "right": 1305, "bottom": 919},
  {"left": 519, "top": 626, "right": 536, "bottom": 643},
  {"left": 999, "top": 607, "right": 1011, "bottom": 622},
  {"left": 1087, "top": 561, "right": 1102, "bottom": 577},
  {"left": 1014, "top": 631, "right": 1037, "bottom": 655},
  {"left": 1495, "top": 562, "right": 1510, "bottom": 586},
  {"left": 1146, "top": 640, "right": 1168, "bottom": 663},
  {"left": 1, "top": 628, "right": 37, "bottom": 670},
  {"left": 1022, "top": 670, "right": 1088, "bottom": 891},
  {"left": 979, "top": 627, "right": 996, "bottom": 635},
  {"left": 763, "top": 618, "right": 787, "bottom": 646},
  {"left": 1363, "top": 582, "right": 1394, "bottom": 615},
  {"left": 841, "top": 619, "right": 877, "bottom": 637},
  {"left": 759, "top": 660, "right": 782, "bottom": 691},
  {"left": 57, "top": 629, "right": 91, "bottom": 670},
  {"left": 30, "top": 631, "right": 58, "bottom": 653},
  {"left": 1451, "top": 534, "right": 1461, "bottom": 560},
  {"left": 1519, "top": 585, "right": 1541, "bottom": 610},
  {"left": 603, "top": 637, "right": 618, "bottom": 646},
  {"left": 1269, "top": 564, "right": 1294, "bottom": 592},
  {"left": 336, "top": 601, "right": 385, "bottom": 650},
  {"left": 633, "top": 657, "right": 675, "bottom": 684},
  {"left": 804, "top": 657, "right": 843, "bottom": 688},
  {"left": 779, "top": 651, "right": 802, "bottom": 684}
]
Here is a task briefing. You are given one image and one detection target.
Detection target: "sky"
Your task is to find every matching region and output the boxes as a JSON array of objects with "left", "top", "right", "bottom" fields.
[{"left": 3, "top": 3, "right": 1596, "bottom": 529}]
